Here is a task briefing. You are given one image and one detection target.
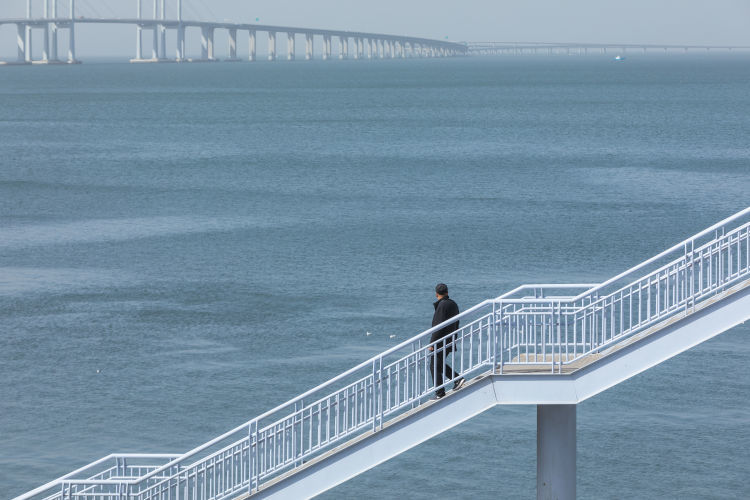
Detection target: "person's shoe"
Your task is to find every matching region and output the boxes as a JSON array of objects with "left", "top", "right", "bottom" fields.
[
  {"left": 453, "top": 377, "right": 465, "bottom": 391},
  {"left": 432, "top": 391, "right": 446, "bottom": 400}
]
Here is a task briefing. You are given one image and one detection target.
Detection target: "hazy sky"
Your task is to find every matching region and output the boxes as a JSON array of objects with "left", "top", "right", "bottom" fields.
[{"left": 1, "top": 0, "right": 749, "bottom": 58}]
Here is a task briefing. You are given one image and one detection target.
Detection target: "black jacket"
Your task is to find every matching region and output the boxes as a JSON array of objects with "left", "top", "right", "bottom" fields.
[{"left": 430, "top": 296, "right": 460, "bottom": 352}]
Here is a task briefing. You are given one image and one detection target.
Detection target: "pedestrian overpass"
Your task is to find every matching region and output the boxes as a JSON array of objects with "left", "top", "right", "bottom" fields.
[{"left": 17, "top": 207, "right": 750, "bottom": 500}]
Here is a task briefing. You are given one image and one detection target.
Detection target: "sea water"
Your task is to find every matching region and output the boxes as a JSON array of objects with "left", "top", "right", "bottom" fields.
[{"left": 1, "top": 55, "right": 749, "bottom": 498}]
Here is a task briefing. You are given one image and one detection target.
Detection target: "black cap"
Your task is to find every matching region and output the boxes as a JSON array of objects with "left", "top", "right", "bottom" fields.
[{"left": 435, "top": 283, "right": 448, "bottom": 295}]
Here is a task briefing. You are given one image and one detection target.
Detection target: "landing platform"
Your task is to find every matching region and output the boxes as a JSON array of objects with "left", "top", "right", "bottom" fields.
[{"left": 496, "top": 277, "right": 750, "bottom": 376}]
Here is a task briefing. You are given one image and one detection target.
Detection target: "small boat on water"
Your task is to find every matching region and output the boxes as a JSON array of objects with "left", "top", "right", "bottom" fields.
[{"left": 614, "top": 55, "right": 626, "bottom": 61}]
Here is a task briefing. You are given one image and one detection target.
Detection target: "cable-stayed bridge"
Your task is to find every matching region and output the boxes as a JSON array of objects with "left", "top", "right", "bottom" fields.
[
  {"left": 14, "top": 207, "right": 750, "bottom": 499},
  {"left": 2, "top": 1, "right": 746, "bottom": 65},
  {"left": 0, "top": 0, "right": 466, "bottom": 65}
]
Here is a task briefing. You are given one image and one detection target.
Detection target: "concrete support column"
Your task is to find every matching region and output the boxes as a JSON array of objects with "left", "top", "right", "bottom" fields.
[
  {"left": 323, "top": 35, "right": 331, "bottom": 60},
  {"left": 42, "top": 0, "right": 50, "bottom": 61},
  {"left": 176, "top": 26, "right": 185, "bottom": 60},
  {"left": 537, "top": 405, "right": 576, "bottom": 500},
  {"left": 158, "top": 27, "right": 165, "bottom": 58},
  {"left": 159, "top": 0, "right": 166, "bottom": 60},
  {"left": 367, "top": 38, "right": 373, "bottom": 59},
  {"left": 135, "top": 24, "right": 143, "bottom": 60},
  {"left": 339, "top": 36, "right": 347, "bottom": 59},
  {"left": 305, "top": 33, "right": 313, "bottom": 60},
  {"left": 50, "top": 0, "right": 58, "bottom": 61},
  {"left": 17, "top": 24, "right": 26, "bottom": 62},
  {"left": 353, "top": 38, "right": 360, "bottom": 59},
  {"left": 150, "top": 0, "right": 158, "bottom": 60},
  {"left": 136, "top": 0, "right": 143, "bottom": 60},
  {"left": 68, "top": 0, "right": 76, "bottom": 62},
  {"left": 200, "top": 27, "right": 208, "bottom": 60},
  {"left": 379, "top": 39, "right": 385, "bottom": 59},
  {"left": 176, "top": 0, "right": 184, "bottom": 60},
  {"left": 152, "top": 25, "right": 159, "bottom": 60},
  {"left": 268, "top": 31, "right": 276, "bottom": 61},
  {"left": 248, "top": 30, "right": 256, "bottom": 61},
  {"left": 24, "top": 0, "right": 33, "bottom": 62},
  {"left": 200, "top": 27, "right": 215, "bottom": 61},
  {"left": 228, "top": 29, "right": 238, "bottom": 60},
  {"left": 287, "top": 32, "right": 295, "bottom": 60},
  {"left": 25, "top": 26, "right": 32, "bottom": 62}
]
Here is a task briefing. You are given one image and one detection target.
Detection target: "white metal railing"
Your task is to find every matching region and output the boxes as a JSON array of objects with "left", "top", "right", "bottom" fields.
[{"left": 16, "top": 207, "right": 750, "bottom": 500}]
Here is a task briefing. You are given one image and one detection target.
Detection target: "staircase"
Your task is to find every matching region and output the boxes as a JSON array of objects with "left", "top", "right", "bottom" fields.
[{"left": 18, "top": 207, "right": 750, "bottom": 500}]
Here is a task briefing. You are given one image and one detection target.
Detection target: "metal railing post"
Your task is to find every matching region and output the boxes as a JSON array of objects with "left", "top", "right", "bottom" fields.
[
  {"left": 378, "top": 356, "right": 384, "bottom": 430},
  {"left": 688, "top": 240, "right": 695, "bottom": 313},
  {"left": 371, "top": 359, "right": 378, "bottom": 431},
  {"left": 293, "top": 401, "right": 301, "bottom": 467},
  {"left": 119, "top": 481, "right": 129, "bottom": 500},
  {"left": 412, "top": 339, "right": 421, "bottom": 409},
  {"left": 498, "top": 304, "right": 504, "bottom": 374},
  {"left": 248, "top": 420, "right": 258, "bottom": 494},
  {"left": 490, "top": 300, "right": 498, "bottom": 373},
  {"left": 556, "top": 301, "right": 562, "bottom": 373},
  {"left": 550, "top": 303, "right": 556, "bottom": 373}
]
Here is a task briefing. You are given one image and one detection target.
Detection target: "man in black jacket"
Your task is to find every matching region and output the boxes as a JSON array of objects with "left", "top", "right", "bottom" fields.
[{"left": 429, "top": 283, "right": 465, "bottom": 399}]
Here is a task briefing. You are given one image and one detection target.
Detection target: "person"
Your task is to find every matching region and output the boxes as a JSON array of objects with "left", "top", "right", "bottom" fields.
[{"left": 429, "top": 283, "right": 465, "bottom": 399}]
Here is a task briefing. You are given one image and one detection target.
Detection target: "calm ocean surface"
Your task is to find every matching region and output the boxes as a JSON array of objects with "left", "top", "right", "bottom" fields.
[{"left": 1, "top": 55, "right": 749, "bottom": 498}]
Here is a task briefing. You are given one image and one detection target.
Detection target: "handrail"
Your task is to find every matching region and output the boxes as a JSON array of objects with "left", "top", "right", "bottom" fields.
[
  {"left": 94, "top": 297, "right": 501, "bottom": 488},
  {"left": 15, "top": 454, "right": 180, "bottom": 500},
  {"left": 568, "top": 217, "right": 750, "bottom": 315},
  {"left": 494, "top": 283, "right": 599, "bottom": 300},
  {"left": 570, "top": 206, "right": 750, "bottom": 301}
]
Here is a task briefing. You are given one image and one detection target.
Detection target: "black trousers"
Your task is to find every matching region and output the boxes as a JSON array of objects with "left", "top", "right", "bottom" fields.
[{"left": 429, "top": 349, "right": 459, "bottom": 395}]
